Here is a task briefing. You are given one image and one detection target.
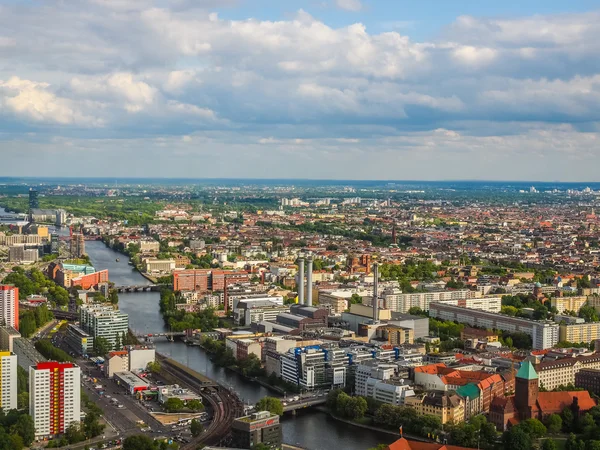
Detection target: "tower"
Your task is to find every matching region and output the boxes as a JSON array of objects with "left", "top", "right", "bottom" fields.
[
  {"left": 515, "top": 361, "right": 538, "bottom": 419},
  {"left": 306, "top": 256, "right": 313, "bottom": 307},
  {"left": 392, "top": 223, "right": 397, "bottom": 245},
  {"left": 28, "top": 188, "right": 39, "bottom": 222},
  {"left": 297, "top": 257, "right": 305, "bottom": 305}
]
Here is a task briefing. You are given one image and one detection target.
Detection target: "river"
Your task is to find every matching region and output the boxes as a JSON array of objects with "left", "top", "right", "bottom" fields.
[{"left": 85, "top": 240, "right": 393, "bottom": 450}]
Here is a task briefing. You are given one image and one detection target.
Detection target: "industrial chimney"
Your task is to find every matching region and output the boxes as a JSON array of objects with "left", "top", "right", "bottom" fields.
[
  {"left": 306, "top": 256, "right": 313, "bottom": 307},
  {"left": 297, "top": 257, "right": 305, "bottom": 305},
  {"left": 372, "top": 262, "right": 379, "bottom": 322}
]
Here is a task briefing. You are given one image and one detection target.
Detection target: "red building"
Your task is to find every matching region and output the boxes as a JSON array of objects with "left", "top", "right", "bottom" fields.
[
  {"left": 71, "top": 270, "right": 109, "bottom": 290},
  {"left": 173, "top": 269, "right": 249, "bottom": 292},
  {"left": 0, "top": 284, "right": 19, "bottom": 330}
]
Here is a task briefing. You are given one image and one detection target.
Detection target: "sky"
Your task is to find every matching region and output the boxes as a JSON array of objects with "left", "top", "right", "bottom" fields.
[{"left": 1, "top": 0, "right": 600, "bottom": 181}]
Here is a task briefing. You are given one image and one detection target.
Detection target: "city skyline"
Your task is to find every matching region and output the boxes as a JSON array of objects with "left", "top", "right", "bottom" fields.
[{"left": 1, "top": 1, "right": 600, "bottom": 180}]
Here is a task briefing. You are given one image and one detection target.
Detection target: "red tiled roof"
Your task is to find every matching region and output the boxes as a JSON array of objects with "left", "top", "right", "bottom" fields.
[
  {"left": 387, "top": 438, "right": 474, "bottom": 450},
  {"left": 537, "top": 391, "right": 597, "bottom": 413}
]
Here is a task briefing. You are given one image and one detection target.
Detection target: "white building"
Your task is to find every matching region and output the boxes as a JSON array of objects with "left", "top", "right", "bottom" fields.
[
  {"left": 355, "top": 361, "right": 415, "bottom": 406},
  {"left": 0, "top": 285, "right": 19, "bottom": 329},
  {"left": 0, "top": 351, "right": 17, "bottom": 411},
  {"left": 79, "top": 305, "right": 129, "bottom": 350},
  {"left": 383, "top": 289, "right": 483, "bottom": 313},
  {"left": 29, "top": 362, "right": 81, "bottom": 438}
]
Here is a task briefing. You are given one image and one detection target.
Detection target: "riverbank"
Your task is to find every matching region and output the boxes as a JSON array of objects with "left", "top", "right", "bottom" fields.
[{"left": 99, "top": 238, "right": 158, "bottom": 283}]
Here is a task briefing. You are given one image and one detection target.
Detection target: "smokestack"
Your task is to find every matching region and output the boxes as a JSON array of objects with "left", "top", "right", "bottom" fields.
[
  {"left": 306, "top": 256, "right": 313, "bottom": 307},
  {"left": 297, "top": 257, "right": 305, "bottom": 305},
  {"left": 373, "top": 263, "right": 379, "bottom": 322}
]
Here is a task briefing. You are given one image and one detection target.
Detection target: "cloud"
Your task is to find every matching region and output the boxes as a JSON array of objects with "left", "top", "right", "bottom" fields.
[
  {"left": 335, "top": 0, "right": 362, "bottom": 12},
  {"left": 0, "top": 3, "right": 599, "bottom": 179}
]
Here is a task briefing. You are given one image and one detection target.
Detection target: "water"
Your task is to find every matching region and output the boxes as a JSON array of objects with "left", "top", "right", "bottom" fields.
[{"left": 85, "top": 240, "right": 394, "bottom": 450}]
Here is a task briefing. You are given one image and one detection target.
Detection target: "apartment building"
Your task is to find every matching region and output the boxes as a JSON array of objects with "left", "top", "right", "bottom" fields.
[
  {"left": 429, "top": 303, "right": 559, "bottom": 349},
  {"left": 382, "top": 289, "right": 481, "bottom": 313},
  {"left": 560, "top": 322, "right": 600, "bottom": 344},
  {"left": 29, "top": 362, "right": 81, "bottom": 438},
  {"left": 551, "top": 296, "right": 588, "bottom": 314},
  {"left": 0, "top": 352, "right": 17, "bottom": 411},
  {"left": 0, "top": 285, "right": 19, "bottom": 330},
  {"left": 405, "top": 391, "right": 465, "bottom": 424},
  {"left": 537, "top": 354, "right": 600, "bottom": 390},
  {"left": 139, "top": 239, "right": 160, "bottom": 253},
  {"left": 575, "top": 369, "right": 600, "bottom": 394},
  {"left": 79, "top": 305, "right": 129, "bottom": 350},
  {"left": 318, "top": 291, "right": 351, "bottom": 314}
]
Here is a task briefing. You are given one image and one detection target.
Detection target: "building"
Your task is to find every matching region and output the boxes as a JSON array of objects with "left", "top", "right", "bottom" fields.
[
  {"left": 105, "top": 351, "right": 128, "bottom": 378},
  {"left": 70, "top": 270, "right": 109, "bottom": 290},
  {"left": 384, "top": 437, "right": 473, "bottom": 450},
  {"left": 29, "top": 188, "right": 39, "bottom": 212},
  {"left": 79, "top": 305, "right": 129, "bottom": 350},
  {"left": 374, "top": 325, "right": 414, "bottom": 345},
  {"left": 227, "top": 338, "right": 262, "bottom": 361},
  {"left": 489, "top": 361, "right": 597, "bottom": 431},
  {"left": 29, "top": 362, "right": 81, "bottom": 438},
  {"left": 429, "top": 302, "right": 559, "bottom": 349},
  {"left": 173, "top": 269, "right": 250, "bottom": 292},
  {"left": 318, "top": 291, "right": 351, "bottom": 314},
  {"left": 234, "top": 298, "right": 288, "bottom": 326},
  {"left": 0, "top": 285, "right": 19, "bottom": 330},
  {"left": 575, "top": 368, "right": 600, "bottom": 394},
  {"left": 0, "top": 326, "right": 21, "bottom": 352},
  {"left": 405, "top": 391, "right": 465, "bottom": 424},
  {"left": 70, "top": 233, "right": 85, "bottom": 258},
  {"left": 114, "top": 371, "right": 149, "bottom": 394},
  {"left": 355, "top": 360, "right": 415, "bottom": 406},
  {"left": 560, "top": 322, "right": 600, "bottom": 344},
  {"left": 128, "top": 345, "right": 156, "bottom": 372},
  {"left": 8, "top": 245, "right": 40, "bottom": 263},
  {"left": 65, "top": 324, "right": 94, "bottom": 356},
  {"left": 157, "top": 385, "right": 202, "bottom": 405},
  {"left": 382, "top": 289, "right": 482, "bottom": 313},
  {"left": 139, "top": 239, "right": 160, "bottom": 253},
  {"left": 537, "top": 354, "right": 600, "bottom": 390},
  {"left": 144, "top": 259, "right": 176, "bottom": 273},
  {"left": 551, "top": 296, "right": 588, "bottom": 314},
  {"left": 0, "top": 352, "right": 17, "bottom": 411},
  {"left": 231, "top": 411, "right": 282, "bottom": 450}
]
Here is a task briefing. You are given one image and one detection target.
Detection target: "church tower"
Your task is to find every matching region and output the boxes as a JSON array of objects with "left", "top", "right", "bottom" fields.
[{"left": 515, "top": 361, "right": 539, "bottom": 419}]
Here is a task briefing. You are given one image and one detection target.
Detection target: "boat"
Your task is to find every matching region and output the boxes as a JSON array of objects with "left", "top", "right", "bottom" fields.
[{"left": 115, "top": 258, "right": 120, "bottom": 262}]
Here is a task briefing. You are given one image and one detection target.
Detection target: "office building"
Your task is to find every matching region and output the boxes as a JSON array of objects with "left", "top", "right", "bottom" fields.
[
  {"left": 29, "top": 189, "right": 39, "bottom": 212},
  {"left": 80, "top": 305, "right": 129, "bottom": 351},
  {"left": 29, "top": 362, "right": 81, "bottom": 438},
  {"left": 173, "top": 269, "right": 250, "bottom": 292},
  {"left": 0, "top": 285, "right": 19, "bottom": 330},
  {"left": 70, "top": 233, "right": 85, "bottom": 258},
  {"left": 0, "top": 352, "right": 17, "bottom": 411},
  {"left": 8, "top": 245, "right": 40, "bottom": 263},
  {"left": 429, "top": 302, "right": 559, "bottom": 349},
  {"left": 231, "top": 411, "right": 282, "bottom": 450},
  {"left": 382, "top": 289, "right": 483, "bottom": 313},
  {"left": 65, "top": 324, "right": 94, "bottom": 356},
  {"left": 575, "top": 369, "right": 600, "bottom": 394},
  {"left": 355, "top": 360, "right": 415, "bottom": 406}
]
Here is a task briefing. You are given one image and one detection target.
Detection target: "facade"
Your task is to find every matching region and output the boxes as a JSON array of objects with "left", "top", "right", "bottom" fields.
[
  {"left": 105, "top": 351, "right": 128, "bottom": 378},
  {"left": 9, "top": 245, "right": 40, "bottom": 263},
  {"left": 144, "top": 259, "right": 176, "bottom": 273},
  {"left": 29, "top": 362, "right": 81, "bottom": 438},
  {"left": 65, "top": 324, "right": 94, "bottom": 356},
  {"left": 375, "top": 325, "right": 414, "bottom": 345},
  {"left": 551, "top": 296, "right": 588, "bottom": 314},
  {"left": 405, "top": 391, "right": 465, "bottom": 424},
  {"left": 128, "top": 346, "right": 156, "bottom": 372},
  {"left": 0, "top": 326, "right": 21, "bottom": 352},
  {"left": 355, "top": 361, "right": 415, "bottom": 406},
  {"left": 139, "top": 239, "right": 160, "bottom": 253},
  {"left": 70, "top": 270, "right": 109, "bottom": 290},
  {"left": 70, "top": 233, "right": 85, "bottom": 258},
  {"left": 429, "top": 302, "right": 559, "bottom": 349},
  {"left": 0, "top": 352, "right": 17, "bottom": 411},
  {"left": 318, "top": 291, "right": 350, "bottom": 314},
  {"left": 231, "top": 411, "right": 282, "bottom": 450},
  {"left": 114, "top": 371, "right": 149, "bottom": 394},
  {"left": 173, "top": 269, "right": 250, "bottom": 292},
  {"left": 575, "top": 369, "right": 600, "bottom": 394},
  {"left": 79, "top": 305, "right": 129, "bottom": 350},
  {"left": 0, "top": 285, "right": 19, "bottom": 330},
  {"left": 560, "top": 322, "right": 600, "bottom": 344}
]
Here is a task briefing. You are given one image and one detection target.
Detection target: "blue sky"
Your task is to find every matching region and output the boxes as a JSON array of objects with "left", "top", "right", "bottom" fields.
[{"left": 1, "top": 0, "right": 600, "bottom": 180}]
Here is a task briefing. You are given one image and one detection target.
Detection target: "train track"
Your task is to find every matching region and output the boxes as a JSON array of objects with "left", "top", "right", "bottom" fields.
[{"left": 159, "top": 358, "right": 242, "bottom": 449}]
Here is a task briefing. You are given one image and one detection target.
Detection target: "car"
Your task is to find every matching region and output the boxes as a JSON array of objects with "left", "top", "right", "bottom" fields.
[
  {"left": 117, "top": 404, "right": 124, "bottom": 408},
  {"left": 105, "top": 395, "right": 111, "bottom": 399}
]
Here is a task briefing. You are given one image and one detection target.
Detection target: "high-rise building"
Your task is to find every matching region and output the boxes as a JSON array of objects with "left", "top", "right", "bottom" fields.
[
  {"left": 28, "top": 189, "right": 39, "bottom": 212},
  {"left": 0, "top": 351, "right": 17, "bottom": 411},
  {"left": 231, "top": 411, "right": 282, "bottom": 449},
  {"left": 79, "top": 305, "right": 129, "bottom": 350},
  {"left": 0, "top": 285, "right": 19, "bottom": 330},
  {"left": 70, "top": 233, "right": 85, "bottom": 258},
  {"left": 29, "top": 362, "right": 81, "bottom": 438}
]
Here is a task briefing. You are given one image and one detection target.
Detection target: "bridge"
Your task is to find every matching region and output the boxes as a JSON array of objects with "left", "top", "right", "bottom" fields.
[
  {"left": 114, "top": 284, "right": 161, "bottom": 293},
  {"left": 134, "top": 329, "right": 199, "bottom": 341},
  {"left": 20, "top": 304, "right": 78, "bottom": 321},
  {"left": 282, "top": 397, "right": 327, "bottom": 412}
]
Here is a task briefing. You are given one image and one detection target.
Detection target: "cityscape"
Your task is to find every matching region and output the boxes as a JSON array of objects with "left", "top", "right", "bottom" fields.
[{"left": 2, "top": 1, "right": 600, "bottom": 450}]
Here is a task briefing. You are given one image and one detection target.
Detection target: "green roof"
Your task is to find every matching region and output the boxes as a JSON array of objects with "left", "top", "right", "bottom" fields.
[
  {"left": 456, "top": 383, "right": 480, "bottom": 400},
  {"left": 517, "top": 361, "right": 538, "bottom": 380}
]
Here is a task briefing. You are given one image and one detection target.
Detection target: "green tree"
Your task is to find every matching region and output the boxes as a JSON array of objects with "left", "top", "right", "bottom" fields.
[
  {"left": 165, "top": 397, "right": 185, "bottom": 413},
  {"left": 65, "top": 423, "right": 86, "bottom": 444},
  {"left": 83, "top": 411, "right": 105, "bottom": 438},
  {"left": 586, "top": 442, "right": 600, "bottom": 450},
  {"left": 115, "top": 332, "right": 122, "bottom": 350},
  {"left": 109, "top": 290, "right": 119, "bottom": 305},
  {"left": 542, "top": 439, "right": 558, "bottom": 450},
  {"left": 579, "top": 305, "right": 599, "bottom": 323},
  {"left": 18, "top": 312, "right": 36, "bottom": 338},
  {"left": 123, "top": 435, "right": 158, "bottom": 450},
  {"left": 93, "top": 336, "right": 112, "bottom": 357},
  {"left": 255, "top": 396, "right": 283, "bottom": 416},
  {"left": 17, "top": 392, "right": 28, "bottom": 410},
  {"left": 190, "top": 419, "right": 203, "bottom": 437},
  {"left": 565, "top": 433, "right": 585, "bottom": 450},
  {"left": 519, "top": 418, "right": 547, "bottom": 439},
  {"left": 9, "top": 434, "right": 23, "bottom": 450},
  {"left": 344, "top": 396, "right": 368, "bottom": 420},
  {"left": 562, "top": 407, "right": 575, "bottom": 432},
  {"left": 546, "top": 413, "right": 562, "bottom": 434},
  {"left": 502, "top": 426, "right": 532, "bottom": 450},
  {"left": 11, "top": 414, "right": 35, "bottom": 446},
  {"left": 187, "top": 399, "right": 203, "bottom": 411}
]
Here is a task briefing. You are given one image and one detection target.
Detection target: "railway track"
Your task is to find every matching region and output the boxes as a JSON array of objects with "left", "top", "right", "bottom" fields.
[{"left": 159, "top": 358, "right": 242, "bottom": 449}]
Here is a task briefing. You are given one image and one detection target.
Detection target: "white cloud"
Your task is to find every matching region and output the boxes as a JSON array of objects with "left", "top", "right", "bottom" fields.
[{"left": 335, "top": 0, "right": 362, "bottom": 12}]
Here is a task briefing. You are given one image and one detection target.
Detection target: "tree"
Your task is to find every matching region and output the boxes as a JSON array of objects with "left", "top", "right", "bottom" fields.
[
  {"left": 562, "top": 407, "right": 575, "bottom": 432},
  {"left": 165, "top": 397, "right": 185, "bottom": 413},
  {"left": 519, "top": 418, "right": 547, "bottom": 439},
  {"left": 565, "top": 433, "right": 585, "bottom": 450},
  {"left": 542, "top": 439, "right": 558, "bottom": 450},
  {"left": 83, "top": 411, "right": 105, "bottom": 438},
  {"left": 190, "top": 419, "right": 203, "bottom": 437},
  {"left": 114, "top": 332, "right": 122, "bottom": 350},
  {"left": 9, "top": 434, "right": 23, "bottom": 450},
  {"left": 123, "top": 435, "right": 158, "bottom": 450},
  {"left": 579, "top": 305, "right": 599, "bottom": 323},
  {"left": 255, "top": 396, "right": 283, "bottom": 416},
  {"left": 408, "top": 307, "right": 427, "bottom": 316},
  {"left": 502, "top": 426, "right": 532, "bottom": 450},
  {"left": 546, "top": 413, "right": 562, "bottom": 434},
  {"left": 93, "top": 336, "right": 111, "bottom": 357},
  {"left": 65, "top": 423, "right": 86, "bottom": 444},
  {"left": 17, "top": 392, "right": 28, "bottom": 410},
  {"left": 109, "top": 290, "right": 119, "bottom": 305},
  {"left": 18, "top": 312, "right": 36, "bottom": 338},
  {"left": 11, "top": 414, "right": 35, "bottom": 446},
  {"left": 350, "top": 293, "right": 362, "bottom": 305},
  {"left": 344, "top": 396, "right": 368, "bottom": 420},
  {"left": 187, "top": 399, "right": 203, "bottom": 411}
]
